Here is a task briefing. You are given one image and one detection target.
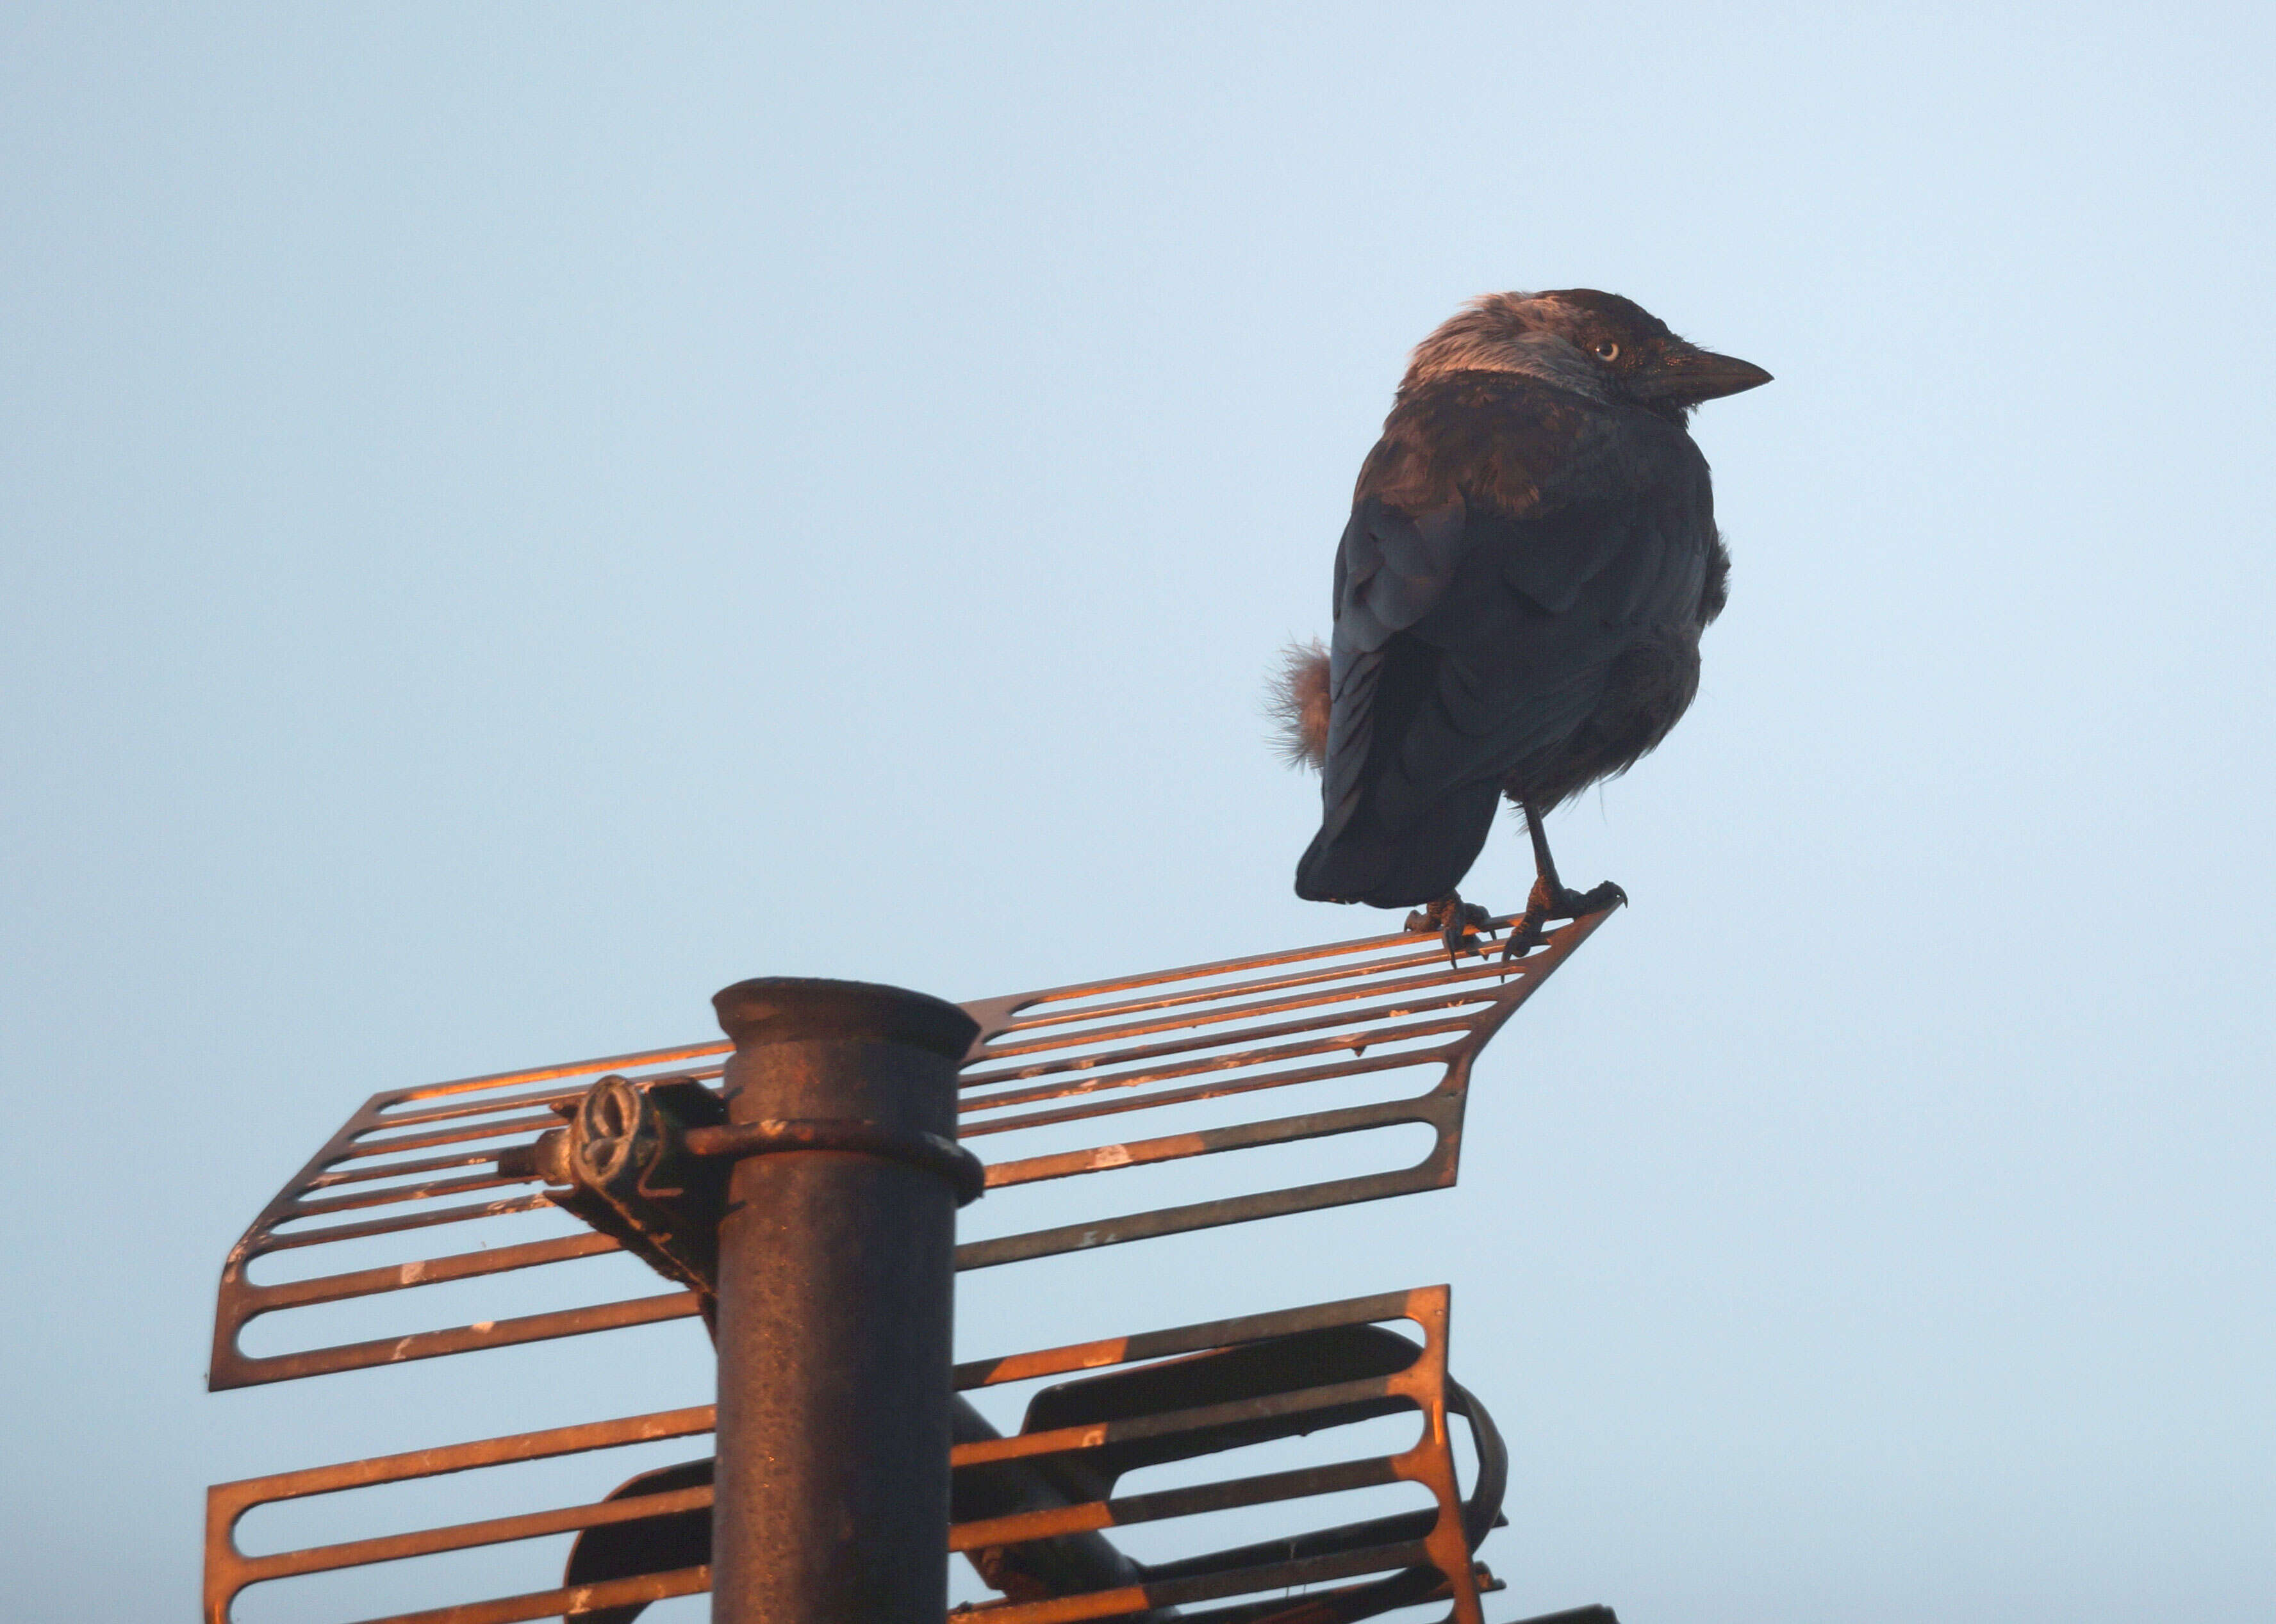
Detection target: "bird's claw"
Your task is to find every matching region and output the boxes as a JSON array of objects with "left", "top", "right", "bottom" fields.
[
  {"left": 1566, "top": 880, "right": 1628, "bottom": 916},
  {"left": 1439, "top": 917, "right": 1484, "bottom": 962},
  {"left": 1499, "top": 914, "right": 1546, "bottom": 962},
  {"left": 1405, "top": 896, "right": 1495, "bottom": 964},
  {"left": 1500, "top": 879, "right": 1627, "bottom": 962}
]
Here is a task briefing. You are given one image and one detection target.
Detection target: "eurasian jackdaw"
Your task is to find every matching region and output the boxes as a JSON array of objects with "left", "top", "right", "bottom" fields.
[{"left": 1276, "top": 290, "right": 1770, "bottom": 956}]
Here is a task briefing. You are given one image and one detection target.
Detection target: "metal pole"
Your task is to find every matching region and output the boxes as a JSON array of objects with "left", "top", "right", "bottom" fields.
[{"left": 708, "top": 977, "right": 979, "bottom": 1624}]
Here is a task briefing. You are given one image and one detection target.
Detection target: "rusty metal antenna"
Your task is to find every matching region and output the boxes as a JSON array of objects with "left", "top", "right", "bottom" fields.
[{"left": 203, "top": 908, "right": 1626, "bottom": 1623}]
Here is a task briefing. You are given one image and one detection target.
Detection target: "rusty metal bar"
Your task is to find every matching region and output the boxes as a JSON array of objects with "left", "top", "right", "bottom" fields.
[
  {"left": 706, "top": 976, "right": 980, "bottom": 1624},
  {"left": 946, "top": 1456, "right": 1401, "bottom": 1550},
  {"left": 964, "top": 963, "right": 1528, "bottom": 1070},
  {"left": 956, "top": 1044, "right": 1450, "bottom": 1135},
  {"left": 202, "top": 1404, "right": 716, "bottom": 1623},
  {"left": 953, "top": 1287, "right": 1423, "bottom": 1385}
]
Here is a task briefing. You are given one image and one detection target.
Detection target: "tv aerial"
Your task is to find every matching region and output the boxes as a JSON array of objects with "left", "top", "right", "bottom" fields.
[{"left": 204, "top": 908, "right": 1622, "bottom": 1623}]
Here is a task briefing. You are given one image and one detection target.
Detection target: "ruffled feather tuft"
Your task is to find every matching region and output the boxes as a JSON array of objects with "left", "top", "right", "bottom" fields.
[{"left": 1266, "top": 639, "right": 1331, "bottom": 770}]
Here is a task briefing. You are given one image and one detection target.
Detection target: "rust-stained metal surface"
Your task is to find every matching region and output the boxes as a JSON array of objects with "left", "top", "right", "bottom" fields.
[
  {"left": 705, "top": 977, "right": 974, "bottom": 1623},
  {"left": 205, "top": 1287, "right": 1499, "bottom": 1624},
  {"left": 208, "top": 910, "right": 1606, "bottom": 1390},
  {"left": 945, "top": 1285, "right": 1502, "bottom": 1624},
  {"left": 955, "top": 907, "right": 1601, "bottom": 1270}
]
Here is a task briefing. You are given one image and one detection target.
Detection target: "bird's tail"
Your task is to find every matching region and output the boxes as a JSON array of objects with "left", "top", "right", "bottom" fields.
[
  {"left": 1266, "top": 639, "right": 1330, "bottom": 770},
  {"left": 1292, "top": 779, "right": 1501, "bottom": 908}
]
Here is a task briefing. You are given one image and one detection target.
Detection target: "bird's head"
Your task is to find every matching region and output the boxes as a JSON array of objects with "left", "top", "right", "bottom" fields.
[{"left": 1404, "top": 290, "right": 1771, "bottom": 420}]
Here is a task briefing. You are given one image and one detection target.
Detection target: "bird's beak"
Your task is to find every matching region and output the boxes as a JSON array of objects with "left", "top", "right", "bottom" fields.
[{"left": 1635, "top": 345, "right": 1774, "bottom": 404}]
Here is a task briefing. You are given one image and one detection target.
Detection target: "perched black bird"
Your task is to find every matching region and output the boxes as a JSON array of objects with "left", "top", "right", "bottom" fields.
[{"left": 1278, "top": 290, "right": 1770, "bottom": 956}]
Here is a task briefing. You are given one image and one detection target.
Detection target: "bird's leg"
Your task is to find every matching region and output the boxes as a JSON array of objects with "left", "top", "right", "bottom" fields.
[
  {"left": 1503, "top": 800, "right": 1628, "bottom": 960},
  {"left": 1405, "top": 892, "right": 1494, "bottom": 962}
]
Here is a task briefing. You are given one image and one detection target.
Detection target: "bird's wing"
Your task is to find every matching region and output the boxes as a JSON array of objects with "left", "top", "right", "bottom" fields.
[
  {"left": 1319, "top": 399, "right": 1695, "bottom": 847},
  {"left": 1407, "top": 495, "right": 1703, "bottom": 798},
  {"left": 1317, "top": 494, "right": 1468, "bottom": 846}
]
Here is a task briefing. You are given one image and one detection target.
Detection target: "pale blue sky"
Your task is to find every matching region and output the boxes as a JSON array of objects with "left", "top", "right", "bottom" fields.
[{"left": 3, "top": 4, "right": 2271, "bottom": 1620}]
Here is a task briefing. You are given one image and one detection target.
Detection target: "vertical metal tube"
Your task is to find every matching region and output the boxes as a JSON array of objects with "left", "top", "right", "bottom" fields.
[{"left": 707, "top": 977, "right": 978, "bottom": 1624}]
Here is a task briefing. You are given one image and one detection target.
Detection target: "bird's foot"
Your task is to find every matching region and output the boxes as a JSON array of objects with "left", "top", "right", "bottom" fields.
[
  {"left": 1501, "top": 877, "right": 1627, "bottom": 960},
  {"left": 1404, "top": 893, "right": 1496, "bottom": 962}
]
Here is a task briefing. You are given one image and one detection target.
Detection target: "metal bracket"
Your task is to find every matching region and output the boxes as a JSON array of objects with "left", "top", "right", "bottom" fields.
[
  {"left": 499, "top": 1070, "right": 990, "bottom": 1327},
  {"left": 496, "top": 1075, "right": 732, "bottom": 1323}
]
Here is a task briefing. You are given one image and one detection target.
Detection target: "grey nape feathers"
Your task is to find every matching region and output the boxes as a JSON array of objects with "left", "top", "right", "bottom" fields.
[{"left": 1268, "top": 639, "right": 1331, "bottom": 769}]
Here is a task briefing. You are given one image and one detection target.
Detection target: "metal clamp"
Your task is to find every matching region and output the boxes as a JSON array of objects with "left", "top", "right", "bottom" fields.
[
  {"left": 682, "top": 1117, "right": 986, "bottom": 1206},
  {"left": 495, "top": 1074, "right": 731, "bottom": 1320},
  {"left": 494, "top": 1072, "right": 988, "bottom": 1327}
]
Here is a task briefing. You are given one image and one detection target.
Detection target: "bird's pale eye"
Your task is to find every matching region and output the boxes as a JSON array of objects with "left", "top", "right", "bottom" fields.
[{"left": 1593, "top": 341, "right": 1620, "bottom": 361}]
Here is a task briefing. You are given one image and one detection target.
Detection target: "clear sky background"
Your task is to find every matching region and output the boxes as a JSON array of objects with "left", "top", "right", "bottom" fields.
[{"left": 4, "top": 4, "right": 2272, "bottom": 1620}]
